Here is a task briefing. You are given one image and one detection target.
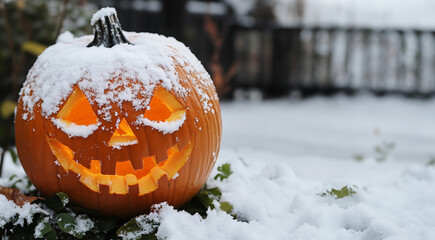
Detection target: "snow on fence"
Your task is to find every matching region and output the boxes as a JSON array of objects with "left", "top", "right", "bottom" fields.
[
  {"left": 234, "top": 25, "right": 435, "bottom": 97},
  {"left": 94, "top": 0, "right": 435, "bottom": 98}
]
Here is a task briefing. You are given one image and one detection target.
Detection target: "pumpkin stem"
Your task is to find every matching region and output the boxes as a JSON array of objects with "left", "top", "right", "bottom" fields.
[{"left": 87, "top": 7, "right": 132, "bottom": 48}]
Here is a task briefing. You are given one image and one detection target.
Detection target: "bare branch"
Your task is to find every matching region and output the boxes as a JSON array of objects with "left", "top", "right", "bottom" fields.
[
  {"left": 55, "top": 0, "right": 70, "bottom": 39},
  {"left": 204, "top": 13, "right": 238, "bottom": 96}
]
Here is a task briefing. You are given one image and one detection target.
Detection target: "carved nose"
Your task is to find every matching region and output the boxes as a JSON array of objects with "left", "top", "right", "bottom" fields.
[{"left": 108, "top": 118, "right": 138, "bottom": 147}]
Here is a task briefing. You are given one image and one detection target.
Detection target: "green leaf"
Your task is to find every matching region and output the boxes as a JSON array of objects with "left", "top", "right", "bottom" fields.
[
  {"left": 206, "top": 187, "right": 222, "bottom": 198},
  {"left": 117, "top": 218, "right": 157, "bottom": 240},
  {"left": 7, "top": 174, "right": 23, "bottom": 189},
  {"left": 117, "top": 218, "right": 141, "bottom": 237},
  {"left": 219, "top": 202, "right": 233, "bottom": 214},
  {"left": 57, "top": 213, "right": 85, "bottom": 239},
  {"left": 8, "top": 174, "right": 17, "bottom": 181},
  {"left": 321, "top": 186, "right": 357, "bottom": 199},
  {"left": 374, "top": 141, "right": 396, "bottom": 162},
  {"left": 353, "top": 154, "right": 364, "bottom": 162},
  {"left": 141, "top": 233, "right": 158, "bottom": 240},
  {"left": 214, "top": 163, "right": 233, "bottom": 181},
  {"left": 195, "top": 187, "right": 222, "bottom": 210},
  {"left": 427, "top": 158, "right": 435, "bottom": 166},
  {"left": 43, "top": 229, "right": 57, "bottom": 240},
  {"left": 35, "top": 216, "right": 52, "bottom": 238},
  {"left": 56, "top": 192, "right": 69, "bottom": 206},
  {"left": 179, "top": 196, "right": 208, "bottom": 217},
  {"left": 6, "top": 147, "right": 18, "bottom": 164},
  {"left": 45, "top": 192, "right": 69, "bottom": 212}
]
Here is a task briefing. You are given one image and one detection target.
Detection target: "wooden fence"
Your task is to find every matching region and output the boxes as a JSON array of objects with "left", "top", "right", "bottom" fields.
[
  {"left": 234, "top": 25, "right": 435, "bottom": 98},
  {"left": 94, "top": 0, "right": 435, "bottom": 98}
]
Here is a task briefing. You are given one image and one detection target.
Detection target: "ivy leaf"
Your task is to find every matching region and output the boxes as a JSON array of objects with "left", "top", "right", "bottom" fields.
[
  {"left": 181, "top": 184, "right": 232, "bottom": 218},
  {"left": 427, "top": 158, "right": 435, "bottom": 166},
  {"left": 35, "top": 216, "right": 53, "bottom": 239},
  {"left": 206, "top": 187, "right": 222, "bottom": 198},
  {"left": 180, "top": 196, "right": 208, "bottom": 217},
  {"left": 7, "top": 175, "right": 23, "bottom": 189},
  {"left": 214, "top": 163, "right": 233, "bottom": 181},
  {"left": 196, "top": 187, "right": 223, "bottom": 210},
  {"left": 117, "top": 218, "right": 157, "bottom": 240},
  {"left": 6, "top": 147, "right": 18, "bottom": 164},
  {"left": 195, "top": 191, "right": 215, "bottom": 210},
  {"left": 117, "top": 218, "right": 141, "bottom": 236},
  {"left": 219, "top": 202, "right": 233, "bottom": 214},
  {"left": 321, "top": 186, "right": 357, "bottom": 199},
  {"left": 141, "top": 233, "right": 158, "bottom": 240},
  {"left": 45, "top": 192, "right": 69, "bottom": 212},
  {"left": 43, "top": 229, "right": 57, "bottom": 240},
  {"left": 57, "top": 213, "right": 85, "bottom": 239}
]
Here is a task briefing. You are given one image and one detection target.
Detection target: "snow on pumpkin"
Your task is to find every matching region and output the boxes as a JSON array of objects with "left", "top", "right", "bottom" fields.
[{"left": 15, "top": 7, "right": 222, "bottom": 218}]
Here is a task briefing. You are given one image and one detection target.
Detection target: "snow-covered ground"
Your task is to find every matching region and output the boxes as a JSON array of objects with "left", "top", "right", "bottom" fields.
[
  {"left": 144, "top": 94, "right": 435, "bottom": 239},
  {"left": 2, "top": 94, "right": 435, "bottom": 239}
]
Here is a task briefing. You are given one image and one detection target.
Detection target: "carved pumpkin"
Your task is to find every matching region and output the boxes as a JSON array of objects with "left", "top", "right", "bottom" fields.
[{"left": 15, "top": 8, "right": 221, "bottom": 217}]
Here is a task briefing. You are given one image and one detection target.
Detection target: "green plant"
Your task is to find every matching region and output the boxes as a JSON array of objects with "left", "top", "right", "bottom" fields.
[
  {"left": 353, "top": 153, "right": 365, "bottom": 162},
  {"left": 374, "top": 141, "right": 396, "bottom": 162},
  {"left": 321, "top": 186, "right": 357, "bottom": 199}
]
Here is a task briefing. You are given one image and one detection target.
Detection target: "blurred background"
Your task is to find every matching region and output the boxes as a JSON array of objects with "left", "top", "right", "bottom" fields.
[{"left": 1, "top": 0, "right": 435, "bottom": 171}]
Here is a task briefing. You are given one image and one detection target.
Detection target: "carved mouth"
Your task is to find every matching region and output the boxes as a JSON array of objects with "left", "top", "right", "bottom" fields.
[{"left": 46, "top": 136, "right": 194, "bottom": 195}]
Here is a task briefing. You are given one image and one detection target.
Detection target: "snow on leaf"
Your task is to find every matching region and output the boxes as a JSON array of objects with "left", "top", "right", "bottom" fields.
[
  {"left": 45, "top": 192, "right": 69, "bottom": 212},
  {"left": 34, "top": 216, "right": 52, "bottom": 239},
  {"left": 57, "top": 213, "right": 94, "bottom": 239},
  {"left": 117, "top": 214, "right": 158, "bottom": 239}
]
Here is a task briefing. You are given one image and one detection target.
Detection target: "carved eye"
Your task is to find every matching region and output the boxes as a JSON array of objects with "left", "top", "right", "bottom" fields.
[
  {"left": 57, "top": 86, "right": 98, "bottom": 126},
  {"left": 53, "top": 86, "right": 99, "bottom": 137},
  {"left": 144, "top": 86, "right": 186, "bottom": 123},
  {"left": 138, "top": 86, "right": 187, "bottom": 134}
]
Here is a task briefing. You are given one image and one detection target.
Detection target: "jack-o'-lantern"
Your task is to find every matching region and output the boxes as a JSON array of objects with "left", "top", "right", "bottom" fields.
[{"left": 15, "top": 8, "right": 221, "bottom": 218}]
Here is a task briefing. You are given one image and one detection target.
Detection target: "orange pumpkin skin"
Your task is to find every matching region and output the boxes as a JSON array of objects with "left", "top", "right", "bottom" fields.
[{"left": 15, "top": 11, "right": 221, "bottom": 218}]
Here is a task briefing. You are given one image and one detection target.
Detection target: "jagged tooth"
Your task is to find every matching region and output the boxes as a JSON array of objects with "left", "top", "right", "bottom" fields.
[
  {"left": 79, "top": 176, "right": 100, "bottom": 193},
  {"left": 90, "top": 160, "right": 101, "bottom": 174},
  {"left": 161, "top": 140, "right": 194, "bottom": 179},
  {"left": 137, "top": 175, "right": 158, "bottom": 196},
  {"left": 151, "top": 167, "right": 166, "bottom": 182},
  {"left": 79, "top": 169, "right": 100, "bottom": 193},
  {"left": 109, "top": 175, "right": 128, "bottom": 195},
  {"left": 97, "top": 175, "right": 111, "bottom": 186},
  {"left": 125, "top": 174, "right": 138, "bottom": 186},
  {"left": 115, "top": 161, "right": 135, "bottom": 175},
  {"left": 68, "top": 161, "right": 84, "bottom": 176}
]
